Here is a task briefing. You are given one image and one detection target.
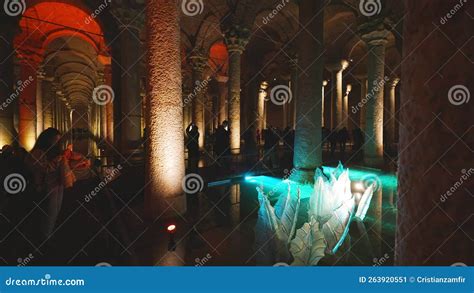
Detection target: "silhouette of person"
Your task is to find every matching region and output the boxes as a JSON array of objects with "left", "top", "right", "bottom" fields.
[{"left": 186, "top": 123, "right": 200, "bottom": 170}]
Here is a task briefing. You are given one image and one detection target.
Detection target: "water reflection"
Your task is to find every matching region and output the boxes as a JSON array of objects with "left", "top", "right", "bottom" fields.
[{"left": 194, "top": 169, "right": 397, "bottom": 266}]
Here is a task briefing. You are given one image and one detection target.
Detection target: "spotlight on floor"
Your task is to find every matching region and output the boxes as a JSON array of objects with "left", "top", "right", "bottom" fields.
[{"left": 167, "top": 224, "right": 177, "bottom": 251}]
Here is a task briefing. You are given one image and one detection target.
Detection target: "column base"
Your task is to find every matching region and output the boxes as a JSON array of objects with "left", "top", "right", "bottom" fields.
[
  {"left": 230, "top": 148, "right": 240, "bottom": 155},
  {"left": 289, "top": 167, "right": 316, "bottom": 184}
]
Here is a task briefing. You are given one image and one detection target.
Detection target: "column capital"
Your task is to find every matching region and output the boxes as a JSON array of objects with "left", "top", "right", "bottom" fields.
[
  {"left": 111, "top": 4, "right": 145, "bottom": 32},
  {"left": 97, "top": 71, "right": 106, "bottom": 84},
  {"left": 354, "top": 74, "right": 368, "bottom": 81},
  {"left": 288, "top": 55, "right": 298, "bottom": 70},
  {"left": 223, "top": 25, "right": 250, "bottom": 53},
  {"left": 358, "top": 18, "right": 392, "bottom": 47},
  {"left": 388, "top": 77, "right": 400, "bottom": 88},
  {"left": 326, "top": 59, "right": 349, "bottom": 72},
  {"left": 346, "top": 84, "right": 352, "bottom": 94},
  {"left": 36, "top": 66, "right": 46, "bottom": 79},
  {"left": 189, "top": 49, "right": 208, "bottom": 73},
  {"left": 215, "top": 75, "right": 229, "bottom": 83}
]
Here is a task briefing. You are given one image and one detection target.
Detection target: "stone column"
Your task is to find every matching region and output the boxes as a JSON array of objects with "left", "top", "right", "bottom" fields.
[
  {"left": 223, "top": 25, "right": 249, "bottom": 155},
  {"left": 360, "top": 21, "right": 389, "bottom": 167},
  {"left": 114, "top": 9, "right": 144, "bottom": 154},
  {"left": 343, "top": 84, "right": 352, "bottom": 128},
  {"left": 291, "top": 0, "right": 324, "bottom": 183},
  {"left": 327, "top": 60, "right": 349, "bottom": 130},
  {"left": 18, "top": 61, "right": 38, "bottom": 150},
  {"left": 396, "top": 0, "right": 473, "bottom": 265},
  {"left": 386, "top": 77, "right": 399, "bottom": 151},
  {"left": 190, "top": 51, "right": 208, "bottom": 149},
  {"left": 97, "top": 72, "right": 107, "bottom": 140},
  {"left": 357, "top": 77, "right": 368, "bottom": 131},
  {"left": 35, "top": 67, "right": 46, "bottom": 137},
  {"left": 0, "top": 27, "right": 15, "bottom": 146},
  {"left": 212, "top": 95, "right": 219, "bottom": 131},
  {"left": 322, "top": 80, "right": 328, "bottom": 127},
  {"left": 257, "top": 82, "right": 268, "bottom": 133},
  {"left": 104, "top": 65, "right": 114, "bottom": 143},
  {"left": 145, "top": 0, "right": 186, "bottom": 218},
  {"left": 216, "top": 75, "right": 228, "bottom": 124},
  {"left": 282, "top": 101, "right": 288, "bottom": 128},
  {"left": 205, "top": 93, "right": 213, "bottom": 134},
  {"left": 289, "top": 56, "right": 298, "bottom": 128}
]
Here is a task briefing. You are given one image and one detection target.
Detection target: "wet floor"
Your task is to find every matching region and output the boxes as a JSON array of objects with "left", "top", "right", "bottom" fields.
[{"left": 152, "top": 166, "right": 398, "bottom": 266}]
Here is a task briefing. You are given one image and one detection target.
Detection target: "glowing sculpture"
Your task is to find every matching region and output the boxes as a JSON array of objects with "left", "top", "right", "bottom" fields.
[
  {"left": 254, "top": 163, "right": 375, "bottom": 265},
  {"left": 255, "top": 183, "right": 300, "bottom": 263}
]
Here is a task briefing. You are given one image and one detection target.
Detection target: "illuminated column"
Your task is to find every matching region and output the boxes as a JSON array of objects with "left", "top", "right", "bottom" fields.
[
  {"left": 343, "top": 84, "right": 352, "bottom": 128},
  {"left": 145, "top": 0, "right": 186, "bottom": 218},
  {"left": 104, "top": 65, "right": 114, "bottom": 143},
  {"left": 18, "top": 61, "right": 38, "bottom": 150},
  {"left": 223, "top": 25, "right": 249, "bottom": 155},
  {"left": 35, "top": 67, "right": 45, "bottom": 137},
  {"left": 322, "top": 80, "right": 328, "bottom": 127},
  {"left": 190, "top": 51, "right": 208, "bottom": 149},
  {"left": 282, "top": 100, "right": 288, "bottom": 128},
  {"left": 216, "top": 75, "right": 228, "bottom": 124},
  {"left": 289, "top": 56, "right": 298, "bottom": 128},
  {"left": 397, "top": 0, "right": 472, "bottom": 265},
  {"left": 183, "top": 92, "right": 191, "bottom": 129},
  {"left": 327, "top": 60, "right": 349, "bottom": 130},
  {"left": 360, "top": 21, "right": 389, "bottom": 167},
  {"left": 386, "top": 77, "right": 399, "bottom": 151},
  {"left": 96, "top": 72, "right": 108, "bottom": 140},
  {"left": 263, "top": 97, "right": 267, "bottom": 130},
  {"left": 291, "top": 0, "right": 324, "bottom": 183},
  {"left": 205, "top": 93, "right": 213, "bottom": 134},
  {"left": 358, "top": 77, "right": 368, "bottom": 131},
  {"left": 0, "top": 27, "right": 15, "bottom": 146},
  {"left": 115, "top": 11, "right": 143, "bottom": 154},
  {"left": 41, "top": 75, "right": 54, "bottom": 130},
  {"left": 257, "top": 82, "right": 268, "bottom": 132}
]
